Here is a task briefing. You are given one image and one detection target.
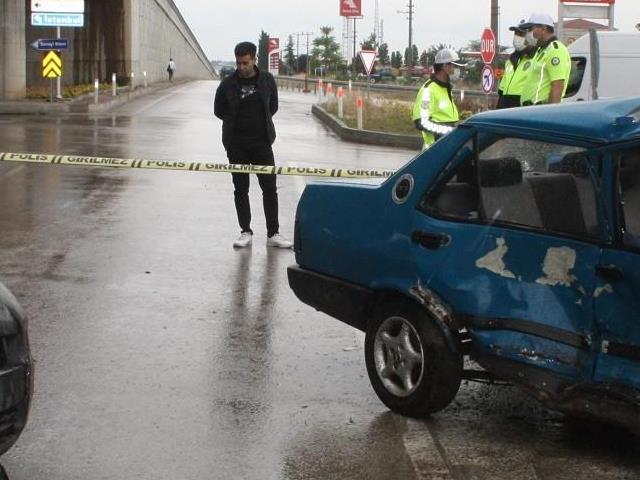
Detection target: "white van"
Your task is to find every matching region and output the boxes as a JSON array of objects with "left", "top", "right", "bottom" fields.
[{"left": 565, "top": 31, "right": 640, "bottom": 102}]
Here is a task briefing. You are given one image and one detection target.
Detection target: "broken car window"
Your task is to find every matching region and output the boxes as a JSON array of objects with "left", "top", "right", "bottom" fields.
[
  {"left": 478, "top": 138, "right": 599, "bottom": 239},
  {"left": 617, "top": 148, "right": 640, "bottom": 247}
]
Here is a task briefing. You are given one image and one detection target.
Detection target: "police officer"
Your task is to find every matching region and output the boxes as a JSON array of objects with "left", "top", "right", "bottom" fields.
[
  {"left": 496, "top": 21, "right": 537, "bottom": 109},
  {"left": 412, "top": 48, "right": 464, "bottom": 150},
  {"left": 519, "top": 12, "right": 571, "bottom": 105}
]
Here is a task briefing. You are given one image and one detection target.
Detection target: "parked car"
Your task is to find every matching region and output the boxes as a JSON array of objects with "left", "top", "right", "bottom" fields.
[
  {"left": 218, "top": 65, "right": 235, "bottom": 80},
  {"left": 369, "top": 67, "right": 396, "bottom": 84},
  {"left": 288, "top": 97, "right": 640, "bottom": 433},
  {"left": 0, "top": 281, "right": 32, "bottom": 460}
]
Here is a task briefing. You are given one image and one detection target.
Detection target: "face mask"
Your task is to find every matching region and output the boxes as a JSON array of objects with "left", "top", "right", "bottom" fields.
[
  {"left": 513, "top": 35, "right": 526, "bottom": 51},
  {"left": 449, "top": 68, "right": 460, "bottom": 81},
  {"left": 525, "top": 30, "right": 537, "bottom": 47}
]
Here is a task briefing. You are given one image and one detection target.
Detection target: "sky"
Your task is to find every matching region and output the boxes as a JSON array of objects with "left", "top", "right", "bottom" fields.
[{"left": 173, "top": 0, "right": 640, "bottom": 62}]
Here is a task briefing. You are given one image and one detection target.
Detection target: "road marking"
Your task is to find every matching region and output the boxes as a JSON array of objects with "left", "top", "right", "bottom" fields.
[
  {"left": 404, "top": 419, "right": 455, "bottom": 479},
  {"left": 403, "top": 416, "right": 545, "bottom": 480}
]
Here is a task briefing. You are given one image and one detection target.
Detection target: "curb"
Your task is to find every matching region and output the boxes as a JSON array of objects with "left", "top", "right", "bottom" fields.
[
  {"left": 311, "top": 105, "right": 421, "bottom": 151},
  {"left": 0, "top": 80, "right": 187, "bottom": 115}
]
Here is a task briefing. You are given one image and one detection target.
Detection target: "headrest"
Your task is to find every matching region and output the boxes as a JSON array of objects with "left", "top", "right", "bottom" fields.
[
  {"left": 479, "top": 157, "right": 523, "bottom": 187},
  {"left": 548, "top": 152, "right": 588, "bottom": 176}
]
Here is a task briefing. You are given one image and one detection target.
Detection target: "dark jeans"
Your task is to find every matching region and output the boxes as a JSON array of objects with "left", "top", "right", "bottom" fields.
[{"left": 226, "top": 142, "right": 279, "bottom": 237}]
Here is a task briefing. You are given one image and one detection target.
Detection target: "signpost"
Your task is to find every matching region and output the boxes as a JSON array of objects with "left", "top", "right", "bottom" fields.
[
  {"left": 268, "top": 38, "right": 280, "bottom": 76},
  {"left": 481, "top": 65, "right": 495, "bottom": 94},
  {"left": 42, "top": 50, "right": 62, "bottom": 103},
  {"left": 340, "top": 0, "right": 362, "bottom": 17},
  {"left": 31, "top": 1, "right": 85, "bottom": 100},
  {"left": 480, "top": 28, "right": 496, "bottom": 65},
  {"left": 480, "top": 28, "right": 496, "bottom": 109},
  {"left": 358, "top": 49, "right": 376, "bottom": 97},
  {"left": 31, "top": 0, "right": 84, "bottom": 12},
  {"left": 340, "top": 0, "right": 364, "bottom": 79},
  {"left": 31, "top": 12, "right": 84, "bottom": 27},
  {"left": 557, "top": 0, "right": 615, "bottom": 43},
  {"left": 31, "top": 38, "right": 68, "bottom": 50}
]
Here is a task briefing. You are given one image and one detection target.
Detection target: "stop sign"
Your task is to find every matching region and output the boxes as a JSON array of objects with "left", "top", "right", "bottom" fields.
[{"left": 480, "top": 28, "right": 496, "bottom": 64}]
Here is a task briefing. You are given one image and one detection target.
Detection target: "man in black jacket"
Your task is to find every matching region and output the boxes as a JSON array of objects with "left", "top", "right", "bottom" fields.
[{"left": 214, "top": 41, "right": 292, "bottom": 249}]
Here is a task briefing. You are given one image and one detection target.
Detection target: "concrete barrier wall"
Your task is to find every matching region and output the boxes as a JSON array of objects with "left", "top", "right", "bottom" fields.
[
  {"left": 1, "top": 0, "right": 26, "bottom": 99},
  {"left": 127, "top": 0, "right": 214, "bottom": 86},
  {"left": 5, "top": 0, "right": 212, "bottom": 97}
]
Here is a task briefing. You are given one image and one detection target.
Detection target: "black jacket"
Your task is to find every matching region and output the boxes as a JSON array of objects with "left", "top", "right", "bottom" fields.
[{"left": 214, "top": 66, "right": 278, "bottom": 148}]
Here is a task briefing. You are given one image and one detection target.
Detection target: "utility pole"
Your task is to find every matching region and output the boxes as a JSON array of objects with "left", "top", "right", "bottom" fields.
[
  {"left": 295, "top": 32, "right": 301, "bottom": 73},
  {"left": 398, "top": 0, "right": 415, "bottom": 67},
  {"left": 352, "top": 18, "right": 358, "bottom": 78},
  {"left": 300, "top": 31, "right": 313, "bottom": 92},
  {"left": 491, "top": 0, "right": 499, "bottom": 63},
  {"left": 374, "top": 0, "right": 380, "bottom": 41}
]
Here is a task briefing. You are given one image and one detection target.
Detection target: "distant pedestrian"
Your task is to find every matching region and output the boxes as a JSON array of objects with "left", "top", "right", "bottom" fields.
[
  {"left": 214, "top": 41, "right": 293, "bottom": 249},
  {"left": 167, "top": 58, "right": 176, "bottom": 82},
  {"left": 496, "top": 21, "right": 537, "bottom": 109},
  {"left": 519, "top": 12, "right": 571, "bottom": 105},
  {"left": 412, "top": 48, "right": 464, "bottom": 150}
]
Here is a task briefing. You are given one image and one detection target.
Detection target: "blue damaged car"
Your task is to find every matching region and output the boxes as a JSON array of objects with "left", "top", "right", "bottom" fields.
[{"left": 288, "top": 97, "right": 640, "bottom": 432}]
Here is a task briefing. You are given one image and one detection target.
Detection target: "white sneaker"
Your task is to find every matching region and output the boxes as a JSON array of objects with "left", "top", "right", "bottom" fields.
[
  {"left": 266, "top": 233, "right": 293, "bottom": 249},
  {"left": 233, "top": 232, "right": 253, "bottom": 248}
]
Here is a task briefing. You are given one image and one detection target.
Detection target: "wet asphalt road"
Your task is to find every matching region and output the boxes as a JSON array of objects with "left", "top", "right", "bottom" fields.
[{"left": 0, "top": 81, "right": 638, "bottom": 480}]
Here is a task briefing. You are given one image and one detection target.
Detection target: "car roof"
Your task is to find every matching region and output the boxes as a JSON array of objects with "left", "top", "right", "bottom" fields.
[{"left": 465, "top": 97, "right": 640, "bottom": 144}]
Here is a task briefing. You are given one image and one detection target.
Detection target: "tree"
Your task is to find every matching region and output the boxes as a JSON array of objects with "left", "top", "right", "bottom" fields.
[
  {"left": 462, "top": 40, "right": 482, "bottom": 85},
  {"left": 257, "top": 30, "right": 270, "bottom": 71},
  {"left": 298, "top": 54, "right": 309, "bottom": 75},
  {"left": 378, "top": 43, "right": 390, "bottom": 65},
  {"left": 404, "top": 44, "right": 419, "bottom": 67},
  {"left": 391, "top": 51, "right": 403, "bottom": 68},
  {"left": 284, "top": 35, "right": 296, "bottom": 74},
  {"left": 311, "top": 26, "right": 343, "bottom": 75},
  {"left": 425, "top": 42, "right": 454, "bottom": 66},
  {"left": 419, "top": 50, "right": 429, "bottom": 67},
  {"left": 361, "top": 33, "right": 378, "bottom": 50}
]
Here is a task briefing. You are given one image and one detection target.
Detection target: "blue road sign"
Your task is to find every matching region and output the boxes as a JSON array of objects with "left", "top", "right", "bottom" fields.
[
  {"left": 31, "top": 12, "right": 84, "bottom": 27},
  {"left": 31, "top": 38, "right": 69, "bottom": 50},
  {"left": 481, "top": 65, "right": 495, "bottom": 94}
]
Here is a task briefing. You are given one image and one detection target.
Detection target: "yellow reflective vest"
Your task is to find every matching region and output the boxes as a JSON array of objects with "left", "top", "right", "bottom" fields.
[
  {"left": 520, "top": 37, "right": 571, "bottom": 105},
  {"left": 412, "top": 76, "right": 459, "bottom": 149},
  {"left": 499, "top": 52, "right": 535, "bottom": 97}
]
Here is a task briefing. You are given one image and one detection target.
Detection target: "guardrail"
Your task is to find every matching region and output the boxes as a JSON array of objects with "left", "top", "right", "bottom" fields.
[{"left": 275, "top": 75, "right": 497, "bottom": 103}]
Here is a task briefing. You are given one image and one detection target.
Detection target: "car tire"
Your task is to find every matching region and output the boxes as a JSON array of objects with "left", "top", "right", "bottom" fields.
[{"left": 365, "top": 301, "right": 462, "bottom": 417}]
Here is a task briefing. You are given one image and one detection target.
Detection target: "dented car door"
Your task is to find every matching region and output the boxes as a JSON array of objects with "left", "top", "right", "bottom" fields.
[
  {"left": 411, "top": 133, "right": 603, "bottom": 382},
  {"left": 593, "top": 146, "right": 640, "bottom": 391}
]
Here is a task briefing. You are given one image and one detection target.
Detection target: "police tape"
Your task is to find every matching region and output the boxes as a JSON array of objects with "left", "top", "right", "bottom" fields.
[{"left": 0, "top": 152, "right": 396, "bottom": 179}]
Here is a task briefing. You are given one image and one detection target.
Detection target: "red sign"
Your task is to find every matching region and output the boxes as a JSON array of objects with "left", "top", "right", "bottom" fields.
[
  {"left": 268, "top": 38, "right": 279, "bottom": 54},
  {"left": 560, "top": 0, "right": 614, "bottom": 3},
  {"left": 480, "top": 28, "right": 496, "bottom": 65},
  {"left": 340, "top": 0, "right": 362, "bottom": 17}
]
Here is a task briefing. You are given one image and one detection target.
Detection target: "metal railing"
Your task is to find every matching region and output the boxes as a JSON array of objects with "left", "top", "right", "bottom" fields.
[{"left": 275, "top": 75, "right": 497, "bottom": 103}]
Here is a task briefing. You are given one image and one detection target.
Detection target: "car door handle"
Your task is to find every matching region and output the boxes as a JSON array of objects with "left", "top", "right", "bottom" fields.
[
  {"left": 411, "top": 230, "right": 451, "bottom": 250},
  {"left": 595, "top": 264, "right": 623, "bottom": 283}
]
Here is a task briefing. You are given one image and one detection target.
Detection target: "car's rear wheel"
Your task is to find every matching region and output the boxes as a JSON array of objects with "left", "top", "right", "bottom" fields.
[{"left": 365, "top": 301, "right": 462, "bottom": 417}]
